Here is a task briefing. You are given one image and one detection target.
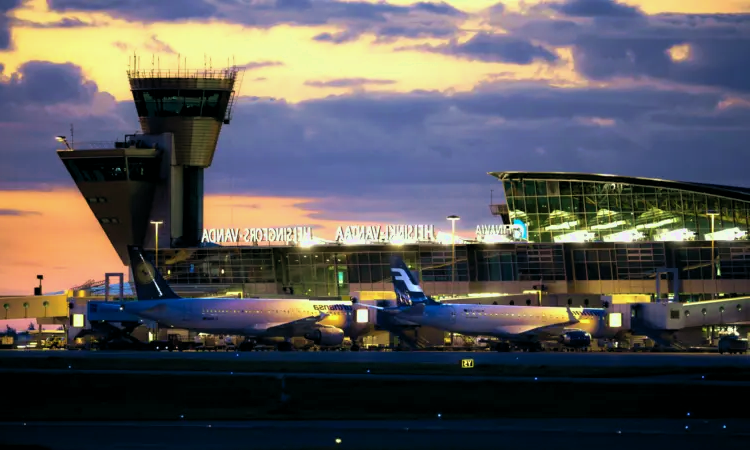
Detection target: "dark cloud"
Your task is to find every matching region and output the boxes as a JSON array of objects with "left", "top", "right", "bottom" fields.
[
  {"left": 402, "top": 32, "right": 558, "bottom": 64},
  {"left": 0, "top": 61, "right": 97, "bottom": 106},
  {"left": 3, "top": 61, "right": 750, "bottom": 226},
  {"left": 304, "top": 78, "right": 396, "bottom": 88},
  {"left": 549, "top": 0, "right": 643, "bottom": 18},
  {"left": 11, "top": 16, "right": 94, "bottom": 28},
  {"left": 498, "top": 1, "right": 750, "bottom": 92},
  {"left": 0, "top": 0, "right": 23, "bottom": 49},
  {"left": 47, "top": 0, "right": 468, "bottom": 43},
  {"left": 0, "top": 209, "right": 41, "bottom": 217},
  {"left": 0, "top": 62, "right": 134, "bottom": 185}
]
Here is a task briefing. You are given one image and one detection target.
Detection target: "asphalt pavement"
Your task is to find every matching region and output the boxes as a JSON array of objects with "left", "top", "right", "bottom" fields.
[
  {"left": 2, "top": 349, "right": 749, "bottom": 367},
  {"left": 0, "top": 419, "right": 747, "bottom": 450}
]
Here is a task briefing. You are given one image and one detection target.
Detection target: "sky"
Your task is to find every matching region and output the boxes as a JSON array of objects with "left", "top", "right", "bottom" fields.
[{"left": 1, "top": 0, "right": 750, "bottom": 295}]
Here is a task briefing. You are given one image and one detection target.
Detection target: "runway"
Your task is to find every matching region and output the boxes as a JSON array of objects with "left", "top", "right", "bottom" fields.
[
  {"left": 2, "top": 349, "right": 749, "bottom": 367},
  {"left": 2, "top": 367, "right": 745, "bottom": 385},
  {"left": 1, "top": 419, "right": 747, "bottom": 450}
]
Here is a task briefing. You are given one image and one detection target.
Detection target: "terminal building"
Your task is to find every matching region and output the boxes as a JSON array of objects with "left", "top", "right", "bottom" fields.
[{"left": 2, "top": 66, "right": 750, "bottom": 349}]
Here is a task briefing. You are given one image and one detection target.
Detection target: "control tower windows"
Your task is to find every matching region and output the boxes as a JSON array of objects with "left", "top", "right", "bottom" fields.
[
  {"left": 132, "top": 89, "right": 231, "bottom": 119},
  {"left": 127, "top": 157, "right": 160, "bottom": 182},
  {"left": 63, "top": 158, "right": 128, "bottom": 182}
]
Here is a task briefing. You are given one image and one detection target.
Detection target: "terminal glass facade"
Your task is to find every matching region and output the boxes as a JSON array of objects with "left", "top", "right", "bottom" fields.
[
  {"left": 499, "top": 174, "right": 750, "bottom": 244},
  {"left": 148, "top": 245, "right": 470, "bottom": 297},
  {"left": 146, "top": 241, "right": 750, "bottom": 296}
]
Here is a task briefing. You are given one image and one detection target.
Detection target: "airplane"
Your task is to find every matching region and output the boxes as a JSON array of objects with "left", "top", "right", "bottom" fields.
[
  {"left": 387, "top": 255, "right": 610, "bottom": 352},
  {"left": 121, "top": 245, "right": 373, "bottom": 351}
]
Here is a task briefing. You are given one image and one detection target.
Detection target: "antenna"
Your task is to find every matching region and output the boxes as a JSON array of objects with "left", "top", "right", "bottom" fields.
[
  {"left": 157, "top": 56, "right": 160, "bottom": 71},
  {"left": 209, "top": 56, "right": 212, "bottom": 70},
  {"left": 70, "top": 124, "right": 75, "bottom": 150},
  {"left": 177, "top": 53, "right": 180, "bottom": 76},
  {"left": 151, "top": 54, "right": 154, "bottom": 76}
]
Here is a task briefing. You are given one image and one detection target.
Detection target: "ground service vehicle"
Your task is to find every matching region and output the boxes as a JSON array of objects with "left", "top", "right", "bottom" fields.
[{"left": 718, "top": 334, "right": 748, "bottom": 354}]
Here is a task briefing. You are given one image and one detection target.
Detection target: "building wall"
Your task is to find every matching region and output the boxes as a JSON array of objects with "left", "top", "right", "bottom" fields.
[{"left": 146, "top": 240, "right": 750, "bottom": 299}]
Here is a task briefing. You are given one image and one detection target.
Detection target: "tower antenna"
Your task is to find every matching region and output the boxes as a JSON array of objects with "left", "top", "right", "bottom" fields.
[
  {"left": 70, "top": 123, "right": 75, "bottom": 150},
  {"left": 177, "top": 53, "right": 180, "bottom": 76},
  {"left": 151, "top": 54, "right": 154, "bottom": 77}
]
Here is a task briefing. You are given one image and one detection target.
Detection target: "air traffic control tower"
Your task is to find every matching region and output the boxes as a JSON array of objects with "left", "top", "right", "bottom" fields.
[{"left": 58, "top": 65, "right": 242, "bottom": 265}]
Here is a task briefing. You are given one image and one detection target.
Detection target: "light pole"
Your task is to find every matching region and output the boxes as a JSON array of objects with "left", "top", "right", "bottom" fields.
[
  {"left": 55, "top": 135, "right": 71, "bottom": 150},
  {"left": 446, "top": 215, "right": 460, "bottom": 297},
  {"left": 707, "top": 210, "right": 718, "bottom": 300},
  {"left": 150, "top": 220, "right": 163, "bottom": 270}
]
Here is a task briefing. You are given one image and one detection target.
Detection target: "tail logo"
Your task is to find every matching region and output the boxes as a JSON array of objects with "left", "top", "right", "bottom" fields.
[
  {"left": 135, "top": 260, "right": 156, "bottom": 285},
  {"left": 391, "top": 268, "right": 423, "bottom": 293},
  {"left": 511, "top": 219, "right": 528, "bottom": 241}
]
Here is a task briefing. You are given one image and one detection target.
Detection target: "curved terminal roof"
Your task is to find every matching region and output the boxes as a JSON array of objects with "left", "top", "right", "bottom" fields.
[{"left": 488, "top": 172, "right": 750, "bottom": 203}]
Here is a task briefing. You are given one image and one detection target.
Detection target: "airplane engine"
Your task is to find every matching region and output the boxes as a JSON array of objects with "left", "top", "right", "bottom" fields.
[
  {"left": 559, "top": 330, "right": 592, "bottom": 348},
  {"left": 304, "top": 327, "right": 345, "bottom": 346}
]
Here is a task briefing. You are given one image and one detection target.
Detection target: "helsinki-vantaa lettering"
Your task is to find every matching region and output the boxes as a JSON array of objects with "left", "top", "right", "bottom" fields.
[
  {"left": 335, "top": 224, "right": 435, "bottom": 242},
  {"left": 476, "top": 224, "right": 525, "bottom": 241},
  {"left": 201, "top": 227, "right": 313, "bottom": 244}
]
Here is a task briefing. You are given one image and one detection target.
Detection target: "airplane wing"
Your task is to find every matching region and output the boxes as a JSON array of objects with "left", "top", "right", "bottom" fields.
[
  {"left": 492, "top": 307, "right": 580, "bottom": 338},
  {"left": 249, "top": 313, "right": 331, "bottom": 337}
]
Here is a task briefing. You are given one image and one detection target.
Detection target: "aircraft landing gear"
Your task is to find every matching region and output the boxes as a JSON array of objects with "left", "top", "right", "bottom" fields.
[
  {"left": 350, "top": 343, "right": 361, "bottom": 352},
  {"left": 238, "top": 340, "right": 255, "bottom": 352},
  {"left": 277, "top": 341, "right": 294, "bottom": 352},
  {"left": 495, "top": 342, "right": 512, "bottom": 352}
]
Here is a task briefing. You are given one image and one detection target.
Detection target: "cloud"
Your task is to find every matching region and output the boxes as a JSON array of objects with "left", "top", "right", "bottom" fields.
[
  {"left": 548, "top": 0, "right": 643, "bottom": 18},
  {"left": 3, "top": 60, "right": 750, "bottom": 229},
  {"left": 0, "top": 0, "right": 23, "bottom": 49},
  {"left": 11, "top": 16, "right": 95, "bottom": 28},
  {"left": 304, "top": 78, "right": 396, "bottom": 88},
  {"left": 496, "top": 0, "right": 750, "bottom": 92},
  {"left": 0, "top": 61, "right": 134, "bottom": 185},
  {"left": 0, "top": 209, "right": 41, "bottom": 216},
  {"left": 111, "top": 35, "right": 176, "bottom": 54},
  {"left": 239, "top": 60, "right": 285, "bottom": 70},
  {"left": 403, "top": 32, "right": 559, "bottom": 64},
  {"left": 47, "top": 0, "right": 469, "bottom": 43}
]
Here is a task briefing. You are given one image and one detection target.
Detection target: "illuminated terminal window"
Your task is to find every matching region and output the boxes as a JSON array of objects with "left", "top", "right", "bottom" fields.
[
  {"left": 608, "top": 312, "right": 622, "bottom": 328},
  {"left": 72, "top": 314, "right": 85, "bottom": 328}
]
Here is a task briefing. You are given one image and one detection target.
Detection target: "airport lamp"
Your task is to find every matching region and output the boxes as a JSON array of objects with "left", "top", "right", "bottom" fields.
[
  {"left": 150, "top": 221, "right": 163, "bottom": 270},
  {"left": 55, "top": 135, "right": 71, "bottom": 150},
  {"left": 446, "top": 215, "right": 460, "bottom": 296},
  {"left": 707, "top": 210, "right": 719, "bottom": 300}
]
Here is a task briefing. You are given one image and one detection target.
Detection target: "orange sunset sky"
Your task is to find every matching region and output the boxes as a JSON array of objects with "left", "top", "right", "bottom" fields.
[{"left": 1, "top": 0, "right": 750, "bottom": 294}]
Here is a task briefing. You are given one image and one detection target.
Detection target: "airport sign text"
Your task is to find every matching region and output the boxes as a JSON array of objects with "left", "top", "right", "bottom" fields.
[
  {"left": 476, "top": 219, "right": 528, "bottom": 241},
  {"left": 313, "top": 304, "right": 353, "bottom": 311},
  {"left": 335, "top": 224, "right": 435, "bottom": 243},
  {"left": 201, "top": 227, "right": 313, "bottom": 244}
]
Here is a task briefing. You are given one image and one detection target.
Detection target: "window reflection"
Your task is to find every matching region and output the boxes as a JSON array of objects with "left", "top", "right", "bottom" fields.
[
  {"left": 63, "top": 158, "right": 128, "bottom": 182},
  {"left": 501, "top": 176, "right": 750, "bottom": 243},
  {"left": 133, "top": 89, "right": 231, "bottom": 119}
]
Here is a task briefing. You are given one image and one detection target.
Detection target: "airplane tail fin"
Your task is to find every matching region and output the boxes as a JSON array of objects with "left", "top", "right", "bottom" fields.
[
  {"left": 566, "top": 306, "right": 580, "bottom": 324},
  {"left": 127, "top": 245, "right": 181, "bottom": 300},
  {"left": 389, "top": 255, "right": 440, "bottom": 307}
]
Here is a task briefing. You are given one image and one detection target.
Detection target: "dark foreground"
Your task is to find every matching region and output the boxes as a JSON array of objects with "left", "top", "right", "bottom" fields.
[
  {"left": 5, "top": 370, "right": 750, "bottom": 421},
  {"left": 1, "top": 420, "right": 748, "bottom": 450}
]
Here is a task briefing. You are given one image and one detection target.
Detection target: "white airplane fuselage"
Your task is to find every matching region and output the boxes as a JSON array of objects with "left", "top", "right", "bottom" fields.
[
  {"left": 407, "top": 304, "right": 611, "bottom": 340},
  {"left": 123, "top": 298, "right": 355, "bottom": 337}
]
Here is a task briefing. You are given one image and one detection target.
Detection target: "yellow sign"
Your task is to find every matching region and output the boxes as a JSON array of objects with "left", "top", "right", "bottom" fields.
[{"left": 461, "top": 359, "right": 474, "bottom": 369}]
